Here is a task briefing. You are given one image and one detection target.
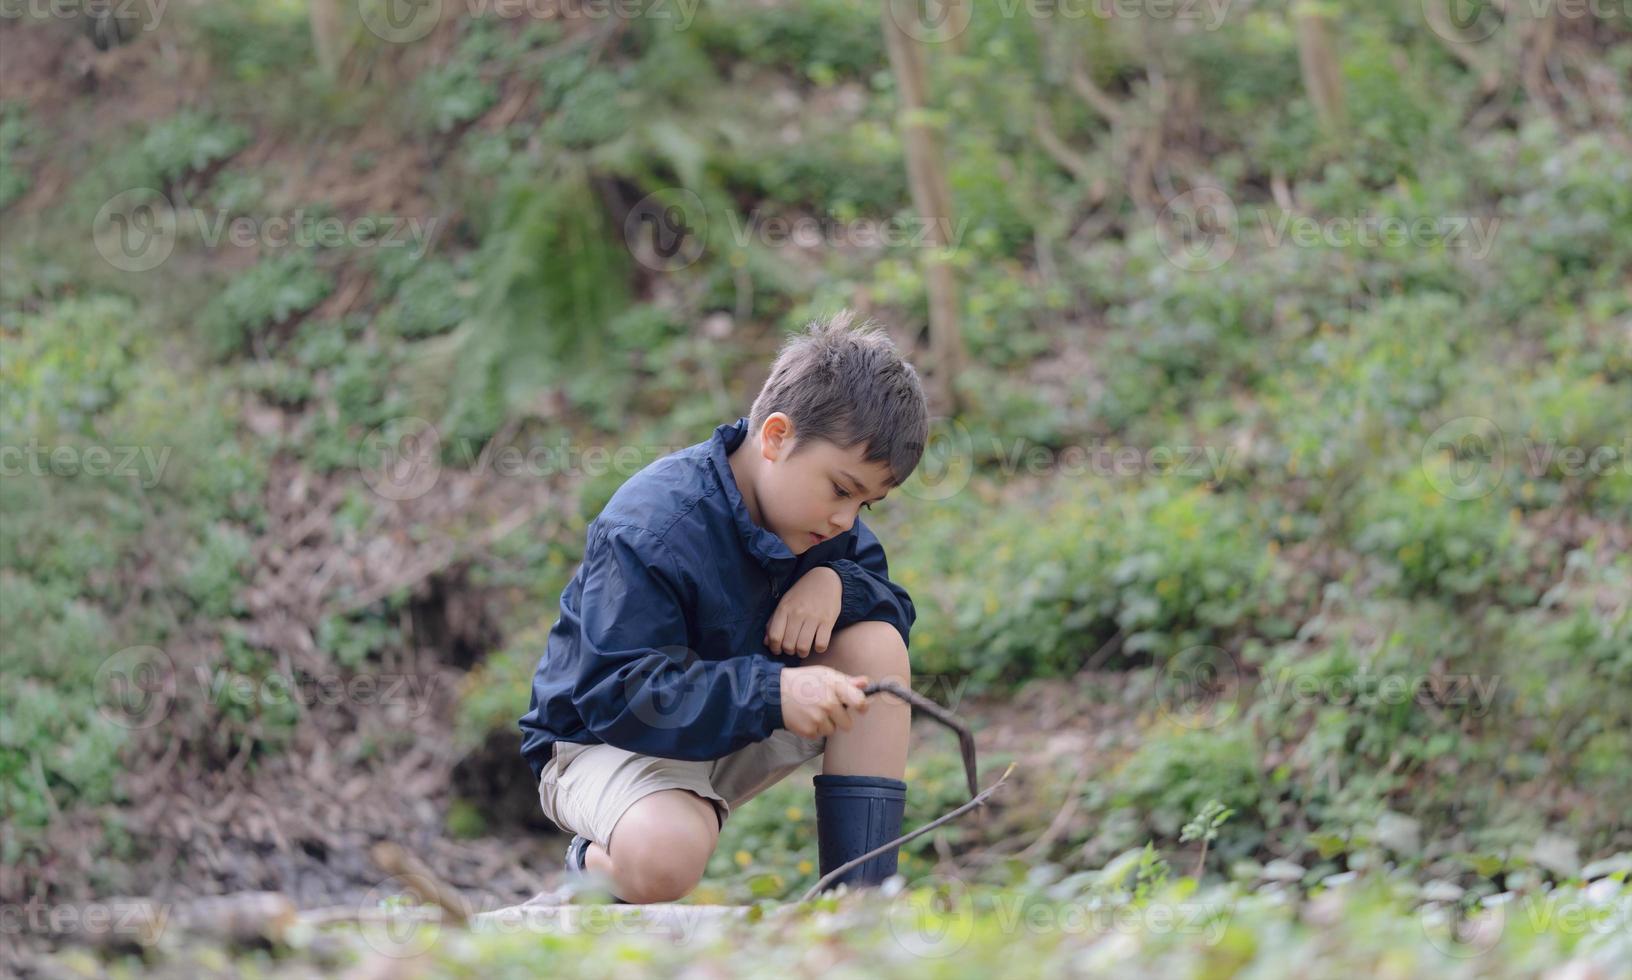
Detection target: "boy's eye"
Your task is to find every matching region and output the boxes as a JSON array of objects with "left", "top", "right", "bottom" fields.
[
  {"left": 834, "top": 484, "right": 850, "bottom": 498},
  {"left": 862, "top": 502, "right": 873, "bottom": 511}
]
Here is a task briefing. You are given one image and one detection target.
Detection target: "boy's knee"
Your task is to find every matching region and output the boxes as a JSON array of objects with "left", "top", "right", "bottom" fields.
[
  {"left": 608, "top": 790, "right": 716, "bottom": 902},
  {"left": 823, "top": 621, "right": 911, "bottom": 691}
]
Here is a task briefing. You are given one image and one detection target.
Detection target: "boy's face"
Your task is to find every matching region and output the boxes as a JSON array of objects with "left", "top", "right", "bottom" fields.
[{"left": 753, "top": 413, "right": 896, "bottom": 556}]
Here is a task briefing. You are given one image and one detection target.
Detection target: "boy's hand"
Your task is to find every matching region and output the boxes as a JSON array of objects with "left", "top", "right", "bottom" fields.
[
  {"left": 779, "top": 666, "right": 870, "bottom": 739},
  {"left": 765, "top": 565, "right": 843, "bottom": 658}
]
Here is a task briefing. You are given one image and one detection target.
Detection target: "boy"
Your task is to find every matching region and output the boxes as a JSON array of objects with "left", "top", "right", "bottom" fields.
[{"left": 518, "top": 310, "right": 928, "bottom": 904}]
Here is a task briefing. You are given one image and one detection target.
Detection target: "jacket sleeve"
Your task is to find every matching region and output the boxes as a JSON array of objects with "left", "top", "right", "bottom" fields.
[
  {"left": 570, "top": 522, "right": 787, "bottom": 760},
  {"left": 820, "top": 519, "right": 916, "bottom": 647}
]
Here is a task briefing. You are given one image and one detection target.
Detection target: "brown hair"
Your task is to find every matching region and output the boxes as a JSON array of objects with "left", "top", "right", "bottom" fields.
[{"left": 747, "top": 310, "right": 928, "bottom": 486}]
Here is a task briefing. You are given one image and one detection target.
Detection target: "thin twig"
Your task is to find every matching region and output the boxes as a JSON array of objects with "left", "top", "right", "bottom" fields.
[{"left": 1016, "top": 755, "right": 1092, "bottom": 861}]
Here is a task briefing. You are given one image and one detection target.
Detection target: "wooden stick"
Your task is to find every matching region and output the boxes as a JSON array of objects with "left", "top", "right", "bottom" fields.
[
  {"left": 863, "top": 679, "right": 979, "bottom": 800},
  {"left": 370, "top": 842, "right": 472, "bottom": 927}
]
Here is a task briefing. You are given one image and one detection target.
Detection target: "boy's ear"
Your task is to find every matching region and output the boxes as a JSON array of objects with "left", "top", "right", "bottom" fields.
[{"left": 760, "top": 412, "right": 794, "bottom": 462}]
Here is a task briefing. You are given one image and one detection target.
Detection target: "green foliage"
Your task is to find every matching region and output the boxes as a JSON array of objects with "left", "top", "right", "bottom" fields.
[
  {"left": 693, "top": 0, "right": 885, "bottom": 82},
  {"left": 376, "top": 256, "right": 471, "bottom": 338},
  {"left": 179, "top": 522, "right": 254, "bottom": 619},
  {"left": 1181, "top": 800, "right": 1235, "bottom": 848},
  {"left": 80, "top": 110, "right": 252, "bottom": 206},
  {"left": 183, "top": 0, "right": 314, "bottom": 84},
  {"left": 1105, "top": 728, "right": 1264, "bottom": 847},
  {"left": 1350, "top": 468, "right": 1537, "bottom": 601},
  {"left": 445, "top": 163, "right": 631, "bottom": 443},
  {"left": 0, "top": 100, "right": 33, "bottom": 210},
  {"left": 1, "top": 295, "right": 136, "bottom": 438},
  {"left": 900, "top": 481, "right": 1274, "bottom": 688},
  {"left": 197, "top": 251, "right": 335, "bottom": 360},
  {"left": 412, "top": 20, "right": 503, "bottom": 134}
]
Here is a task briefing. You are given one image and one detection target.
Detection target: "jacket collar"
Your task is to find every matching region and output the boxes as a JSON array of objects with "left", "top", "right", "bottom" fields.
[{"left": 709, "top": 417, "right": 797, "bottom": 569}]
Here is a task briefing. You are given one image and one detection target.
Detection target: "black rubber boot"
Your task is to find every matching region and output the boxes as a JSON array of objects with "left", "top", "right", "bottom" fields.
[{"left": 812, "top": 773, "right": 907, "bottom": 892}]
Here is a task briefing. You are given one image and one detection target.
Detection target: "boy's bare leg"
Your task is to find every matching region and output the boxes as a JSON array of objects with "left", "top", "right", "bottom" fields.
[
  {"left": 580, "top": 788, "right": 719, "bottom": 904},
  {"left": 803, "top": 620, "right": 912, "bottom": 780}
]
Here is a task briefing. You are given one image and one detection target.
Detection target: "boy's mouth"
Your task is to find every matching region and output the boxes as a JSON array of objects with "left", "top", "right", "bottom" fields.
[{"left": 809, "top": 532, "right": 827, "bottom": 545}]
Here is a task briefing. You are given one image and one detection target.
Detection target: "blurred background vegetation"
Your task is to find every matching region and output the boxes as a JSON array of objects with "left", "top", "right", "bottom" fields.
[{"left": 0, "top": 0, "right": 1628, "bottom": 972}]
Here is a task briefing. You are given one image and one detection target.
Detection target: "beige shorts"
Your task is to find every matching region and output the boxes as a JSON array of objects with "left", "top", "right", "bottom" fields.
[{"left": 537, "top": 730, "right": 829, "bottom": 852}]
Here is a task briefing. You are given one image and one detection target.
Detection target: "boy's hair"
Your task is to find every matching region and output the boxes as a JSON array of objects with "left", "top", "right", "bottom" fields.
[{"left": 748, "top": 309, "right": 928, "bottom": 486}]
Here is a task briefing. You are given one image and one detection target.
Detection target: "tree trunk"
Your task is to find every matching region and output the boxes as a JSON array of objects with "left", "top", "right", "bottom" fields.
[
  {"left": 1295, "top": 4, "right": 1346, "bottom": 134},
  {"left": 882, "top": 0, "right": 966, "bottom": 416},
  {"left": 310, "top": 0, "right": 348, "bottom": 80}
]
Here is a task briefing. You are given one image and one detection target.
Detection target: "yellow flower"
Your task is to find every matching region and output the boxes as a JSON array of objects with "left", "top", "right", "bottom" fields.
[
  {"left": 797, "top": 859, "right": 814, "bottom": 875},
  {"left": 734, "top": 850, "right": 752, "bottom": 868},
  {"left": 785, "top": 806, "right": 803, "bottom": 821}
]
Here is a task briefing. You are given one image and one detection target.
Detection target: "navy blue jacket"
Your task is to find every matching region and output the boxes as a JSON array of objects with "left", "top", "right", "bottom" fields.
[{"left": 518, "top": 417, "right": 915, "bottom": 780}]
